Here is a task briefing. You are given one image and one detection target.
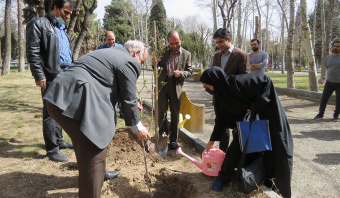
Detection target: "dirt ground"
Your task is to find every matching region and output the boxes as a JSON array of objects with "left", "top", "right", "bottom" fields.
[
  {"left": 0, "top": 71, "right": 269, "bottom": 198},
  {"left": 1, "top": 71, "right": 339, "bottom": 198},
  {"left": 0, "top": 127, "right": 268, "bottom": 198}
]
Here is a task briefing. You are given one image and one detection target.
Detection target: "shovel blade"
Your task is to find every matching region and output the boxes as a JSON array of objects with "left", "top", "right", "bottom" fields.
[
  {"left": 156, "top": 136, "right": 168, "bottom": 158},
  {"left": 146, "top": 136, "right": 168, "bottom": 158}
]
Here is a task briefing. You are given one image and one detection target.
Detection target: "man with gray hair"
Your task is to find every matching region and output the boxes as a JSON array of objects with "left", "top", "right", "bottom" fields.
[{"left": 43, "top": 40, "right": 150, "bottom": 197}]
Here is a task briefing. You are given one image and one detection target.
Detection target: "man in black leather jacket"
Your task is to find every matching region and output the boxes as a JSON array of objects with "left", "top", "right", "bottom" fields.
[{"left": 26, "top": 0, "right": 75, "bottom": 162}]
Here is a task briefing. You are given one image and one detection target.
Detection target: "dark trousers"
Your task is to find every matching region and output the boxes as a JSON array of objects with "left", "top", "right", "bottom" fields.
[
  {"left": 47, "top": 102, "right": 106, "bottom": 198},
  {"left": 219, "top": 129, "right": 230, "bottom": 153},
  {"left": 318, "top": 80, "right": 340, "bottom": 116},
  {"left": 158, "top": 77, "right": 182, "bottom": 142},
  {"left": 217, "top": 128, "right": 259, "bottom": 184},
  {"left": 42, "top": 82, "right": 63, "bottom": 153}
]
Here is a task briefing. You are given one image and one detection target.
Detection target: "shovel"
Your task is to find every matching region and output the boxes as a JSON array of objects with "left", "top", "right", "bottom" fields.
[{"left": 146, "top": 132, "right": 168, "bottom": 158}]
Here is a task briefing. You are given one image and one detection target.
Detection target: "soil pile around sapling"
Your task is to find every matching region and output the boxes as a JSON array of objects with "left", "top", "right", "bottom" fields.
[
  {"left": 101, "top": 128, "right": 207, "bottom": 198},
  {"left": 101, "top": 129, "right": 269, "bottom": 198}
]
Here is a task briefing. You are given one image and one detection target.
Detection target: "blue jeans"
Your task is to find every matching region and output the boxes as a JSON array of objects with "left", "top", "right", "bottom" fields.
[{"left": 318, "top": 81, "right": 340, "bottom": 117}]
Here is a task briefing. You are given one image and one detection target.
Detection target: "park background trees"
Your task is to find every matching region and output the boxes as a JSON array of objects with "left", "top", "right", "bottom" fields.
[{"left": 0, "top": 0, "right": 339, "bottom": 91}]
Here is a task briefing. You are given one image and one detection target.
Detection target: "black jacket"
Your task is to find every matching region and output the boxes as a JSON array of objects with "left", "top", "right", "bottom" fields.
[
  {"left": 200, "top": 67, "right": 293, "bottom": 198},
  {"left": 26, "top": 14, "right": 73, "bottom": 82}
]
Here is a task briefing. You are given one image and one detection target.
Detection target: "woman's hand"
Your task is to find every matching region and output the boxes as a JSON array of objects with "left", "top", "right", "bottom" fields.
[{"left": 205, "top": 141, "right": 215, "bottom": 152}]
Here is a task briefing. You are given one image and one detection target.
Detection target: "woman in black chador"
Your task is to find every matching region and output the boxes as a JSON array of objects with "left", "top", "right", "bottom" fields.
[{"left": 200, "top": 67, "right": 293, "bottom": 198}]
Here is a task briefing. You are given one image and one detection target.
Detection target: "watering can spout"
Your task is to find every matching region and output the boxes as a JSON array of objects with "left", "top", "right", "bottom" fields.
[{"left": 176, "top": 147, "right": 203, "bottom": 170}]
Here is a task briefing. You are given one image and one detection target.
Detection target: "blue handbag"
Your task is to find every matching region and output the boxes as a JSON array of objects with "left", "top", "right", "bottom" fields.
[{"left": 237, "top": 112, "right": 272, "bottom": 153}]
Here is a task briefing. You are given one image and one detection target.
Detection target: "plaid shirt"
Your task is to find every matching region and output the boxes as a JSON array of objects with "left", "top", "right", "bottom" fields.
[{"left": 54, "top": 23, "right": 72, "bottom": 66}]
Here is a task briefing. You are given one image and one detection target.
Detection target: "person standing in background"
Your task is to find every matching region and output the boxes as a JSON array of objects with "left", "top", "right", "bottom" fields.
[
  {"left": 26, "top": 0, "right": 75, "bottom": 162},
  {"left": 249, "top": 39, "right": 269, "bottom": 75},
  {"left": 155, "top": 30, "right": 193, "bottom": 150},
  {"left": 98, "top": 31, "right": 123, "bottom": 49},
  {"left": 98, "top": 31, "right": 124, "bottom": 118},
  {"left": 314, "top": 40, "right": 340, "bottom": 122}
]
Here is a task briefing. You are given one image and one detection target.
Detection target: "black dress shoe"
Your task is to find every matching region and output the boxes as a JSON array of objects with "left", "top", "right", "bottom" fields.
[
  {"left": 59, "top": 141, "right": 73, "bottom": 149},
  {"left": 104, "top": 170, "right": 120, "bottom": 181},
  {"left": 169, "top": 142, "right": 178, "bottom": 150},
  {"left": 47, "top": 151, "right": 69, "bottom": 162}
]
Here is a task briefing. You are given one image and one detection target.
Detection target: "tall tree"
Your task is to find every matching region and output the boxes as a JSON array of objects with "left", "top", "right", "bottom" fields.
[
  {"left": 18, "top": 0, "right": 25, "bottom": 72},
  {"left": 22, "top": 0, "right": 45, "bottom": 23},
  {"left": 300, "top": 0, "right": 319, "bottom": 91},
  {"left": 254, "top": 0, "right": 262, "bottom": 42},
  {"left": 103, "top": 0, "right": 134, "bottom": 43},
  {"left": 280, "top": 0, "right": 286, "bottom": 74},
  {"left": 218, "top": 0, "right": 237, "bottom": 29},
  {"left": 67, "top": 0, "right": 82, "bottom": 37},
  {"left": 1, "top": 0, "right": 11, "bottom": 75},
  {"left": 149, "top": 0, "right": 167, "bottom": 43},
  {"left": 321, "top": 0, "right": 335, "bottom": 84},
  {"left": 236, "top": 0, "right": 242, "bottom": 48},
  {"left": 286, "top": 0, "right": 295, "bottom": 88},
  {"left": 72, "top": 0, "right": 97, "bottom": 60}
]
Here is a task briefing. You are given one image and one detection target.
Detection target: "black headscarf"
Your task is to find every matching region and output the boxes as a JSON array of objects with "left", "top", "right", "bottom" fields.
[
  {"left": 200, "top": 67, "right": 273, "bottom": 118},
  {"left": 200, "top": 67, "right": 293, "bottom": 198}
]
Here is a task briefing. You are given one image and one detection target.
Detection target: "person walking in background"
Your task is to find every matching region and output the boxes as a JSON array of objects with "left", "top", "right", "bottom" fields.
[
  {"left": 98, "top": 31, "right": 124, "bottom": 119},
  {"left": 155, "top": 30, "right": 192, "bottom": 150},
  {"left": 249, "top": 39, "right": 269, "bottom": 75},
  {"left": 44, "top": 40, "right": 151, "bottom": 197},
  {"left": 26, "top": 0, "right": 75, "bottom": 162},
  {"left": 314, "top": 40, "right": 340, "bottom": 122},
  {"left": 200, "top": 67, "right": 293, "bottom": 198},
  {"left": 211, "top": 27, "right": 250, "bottom": 152},
  {"left": 98, "top": 31, "right": 123, "bottom": 49}
]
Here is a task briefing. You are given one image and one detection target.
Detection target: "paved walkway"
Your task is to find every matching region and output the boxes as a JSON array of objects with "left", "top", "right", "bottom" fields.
[{"left": 136, "top": 69, "right": 339, "bottom": 198}]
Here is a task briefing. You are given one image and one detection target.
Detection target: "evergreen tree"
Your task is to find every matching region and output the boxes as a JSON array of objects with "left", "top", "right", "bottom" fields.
[
  {"left": 103, "top": 0, "right": 134, "bottom": 43},
  {"left": 149, "top": 0, "right": 167, "bottom": 44}
]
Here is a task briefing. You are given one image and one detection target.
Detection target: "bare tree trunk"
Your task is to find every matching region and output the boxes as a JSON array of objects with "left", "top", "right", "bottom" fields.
[
  {"left": 236, "top": 0, "right": 242, "bottom": 48},
  {"left": 280, "top": 0, "right": 285, "bottom": 74},
  {"left": 18, "top": 0, "right": 25, "bottom": 72},
  {"left": 213, "top": 0, "right": 218, "bottom": 32},
  {"left": 255, "top": 0, "right": 261, "bottom": 44},
  {"left": 311, "top": 1, "right": 317, "bottom": 51},
  {"left": 1, "top": 0, "right": 11, "bottom": 75},
  {"left": 67, "top": 0, "right": 82, "bottom": 38},
  {"left": 73, "top": 0, "right": 97, "bottom": 60},
  {"left": 254, "top": 16, "right": 259, "bottom": 39},
  {"left": 277, "top": 0, "right": 289, "bottom": 32},
  {"left": 0, "top": 40, "right": 2, "bottom": 67},
  {"left": 265, "top": 0, "right": 270, "bottom": 52},
  {"left": 286, "top": 0, "right": 295, "bottom": 88},
  {"left": 320, "top": 0, "right": 334, "bottom": 84},
  {"left": 212, "top": 0, "right": 218, "bottom": 48},
  {"left": 218, "top": 0, "right": 237, "bottom": 29},
  {"left": 300, "top": 0, "right": 319, "bottom": 91}
]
